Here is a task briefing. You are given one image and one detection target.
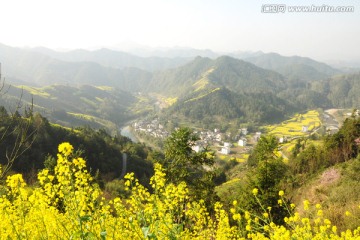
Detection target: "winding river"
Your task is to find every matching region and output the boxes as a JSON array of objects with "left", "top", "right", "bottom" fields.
[{"left": 120, "top": 125, "right": 139, "bottom": 142}]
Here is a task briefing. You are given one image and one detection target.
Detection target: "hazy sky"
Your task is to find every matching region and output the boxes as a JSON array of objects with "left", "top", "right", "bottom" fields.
[{"left": 1, "top": 0, "right": 359, "bottom": 61}]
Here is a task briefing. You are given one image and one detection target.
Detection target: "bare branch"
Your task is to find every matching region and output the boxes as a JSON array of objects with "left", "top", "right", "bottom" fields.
[{"left": 0, "top": 66, "right": 39, "bottom": 179}]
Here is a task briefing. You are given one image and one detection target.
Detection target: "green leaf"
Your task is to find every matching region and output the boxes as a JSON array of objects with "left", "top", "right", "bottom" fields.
[
  {"left": 80, "top": 215, "right": 92, "bottom": 222},
  {"left": 100, "top": 231, "right": 107, "bottom": 240}
]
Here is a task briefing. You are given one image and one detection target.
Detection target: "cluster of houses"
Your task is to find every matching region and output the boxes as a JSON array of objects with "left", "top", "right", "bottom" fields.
[
  {"left": 191, "top": 128, "right": 256, "bottom": 155},
  {"left": 132, "top": 119, "right": 170, "bottom": 139},
  {"left": 132, "top": 119, "right": 266, "bottom": 156}
]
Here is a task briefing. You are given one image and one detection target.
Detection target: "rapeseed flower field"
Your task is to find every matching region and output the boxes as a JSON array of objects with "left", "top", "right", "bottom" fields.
[{"left": 0, "top": 143, "right": 359, "bottom": 239}]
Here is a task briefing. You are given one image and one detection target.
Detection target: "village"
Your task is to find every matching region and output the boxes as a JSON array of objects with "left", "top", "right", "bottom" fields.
[
  {"left": 129, "top": 109, "right": 344, "bottom": 159},
  {"left": 131, "top": 118, "right": 265, "bottom": 157}
]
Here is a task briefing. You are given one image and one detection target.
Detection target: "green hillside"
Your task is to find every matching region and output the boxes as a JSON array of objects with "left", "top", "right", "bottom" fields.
[
  {"left": 149, "top": 56, "right": 286, "bottom": 97},
  {"left": 310, "top": 72, "right": 360, "bottom": 108},
  {"left": 245, "top": 52, "right": 340, "bottom": 82},
  {"left": 164, "top": 88, "right": 295, "bottom": 126},
  {"left": 0, "top": 84, "right": 143, "bottom": 132}
]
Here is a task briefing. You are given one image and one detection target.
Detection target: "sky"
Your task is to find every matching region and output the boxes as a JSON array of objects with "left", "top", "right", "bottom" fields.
[{"left": 1, "top": 0, "right": 359, "bottom": 61}]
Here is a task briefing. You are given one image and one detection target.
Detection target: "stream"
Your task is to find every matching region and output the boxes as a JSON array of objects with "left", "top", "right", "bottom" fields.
[{"left": 119, "top": 125, "right": 139, "bottom": 142}]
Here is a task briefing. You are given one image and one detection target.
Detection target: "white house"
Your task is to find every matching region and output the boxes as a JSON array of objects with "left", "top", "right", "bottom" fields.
[
  {"left": 192, "top": 145, "right": 204, "bottom": 153},
  {"left": 302, "top": 126, "right": 309, "bottom": 133},
  {"left": 221, "top": 147, "right": 231, "bottom": 155},
  {"left": 241, "top": 128, "right": 248, "bottom": 136},
  {"left": 224, "top": 142, "right": 231, "bottom": 147},
  {"left": 254, "top": 132, "right": 262, "bottom": 142},
  {"left": 216, "top": 133, "right": 222, "bottom": 142},
  {"left": 238, "top": 138, "right": 247, "bottom": 147}
]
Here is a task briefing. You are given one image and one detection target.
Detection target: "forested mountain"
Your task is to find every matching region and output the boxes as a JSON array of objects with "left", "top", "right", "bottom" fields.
[
  {"left": 165, "top": 88, "right": 294, "bottom": 124},
  {"left": 245, "top": 52, "right": 341, "bottom": 82},
  {"left": 310, "top": 72, "right": 360, "bottom": 108},
  {"left": 149, "top": 56, "right": 286, "bottom": 97},
  {"left": 149, "top": 56, "right": 292, "bottom": 124}
]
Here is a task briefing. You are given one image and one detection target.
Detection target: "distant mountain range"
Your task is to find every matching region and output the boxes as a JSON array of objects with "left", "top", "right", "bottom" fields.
[
  {"left": 0, "top": 43, "right": 341, "bottom": 89},
  {"left": 120, "top": 46, "right": 220, "bottom": 59},
  {"left": 1, "top": 42, "right": 358, "bottom": 129},
  {"left": 30, "top": 46, "right": 190, "bottom": 72}
]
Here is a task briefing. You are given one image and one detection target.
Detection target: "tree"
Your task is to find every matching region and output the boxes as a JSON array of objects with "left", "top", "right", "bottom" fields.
[
  {"left": 159, "top": 127, "right": 218, "bottom": 208},
  {"left": 324, "top": 116, "right": 360, "bottom": 164},
  {"left": 248, "top": 135, "right": 278, "bottom": 166},
  {"left": 246, "top": 135, "right": 290, "bottom": 224},
  {"left": 0, "top": 65, "right": 38, "bottom": 179}
]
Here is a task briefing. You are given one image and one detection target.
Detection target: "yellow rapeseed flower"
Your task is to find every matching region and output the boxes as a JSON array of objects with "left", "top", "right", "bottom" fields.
[
  {"left": 303, "top": 200, "right": 310, "bottom": 210},
  {"left": 58, "top": 142, "right": 73, "bottom": 156},
  {"left": 252, "top": 188, "right": 259, "bottom": 196}
]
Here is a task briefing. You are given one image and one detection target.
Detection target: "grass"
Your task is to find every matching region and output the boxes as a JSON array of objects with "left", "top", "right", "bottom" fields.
[{"left": 291, "top": 157, "right": 360, "bottom": 231}]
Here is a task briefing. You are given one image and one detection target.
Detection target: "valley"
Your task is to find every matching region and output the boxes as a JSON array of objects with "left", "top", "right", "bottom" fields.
[
  {"left": 1, "top": 43, "right": 360, "bottom": 237},
  {"left": 1, "top": 0, "right": 360, "bottom": 237}
]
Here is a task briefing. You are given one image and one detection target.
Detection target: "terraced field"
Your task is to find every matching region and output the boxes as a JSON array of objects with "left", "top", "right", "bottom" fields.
[{"left": 265, "top": 110, "right": 321, "bottom": 137}]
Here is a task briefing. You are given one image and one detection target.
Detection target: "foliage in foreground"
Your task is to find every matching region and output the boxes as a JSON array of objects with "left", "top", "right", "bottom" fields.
[{"left": 1, "top": 143, "right": 360, "bottom": 239}]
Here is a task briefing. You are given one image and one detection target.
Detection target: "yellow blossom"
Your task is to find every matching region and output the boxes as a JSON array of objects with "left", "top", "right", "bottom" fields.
[
  {"left": 303, "top": 200, "right": 310, "bottom": 210},
  {"left": 58, "top": 142, "right": 73, "bottom": 156},
  {"left": 252, "top": 188, "right": 259, "bottom": 196}
]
